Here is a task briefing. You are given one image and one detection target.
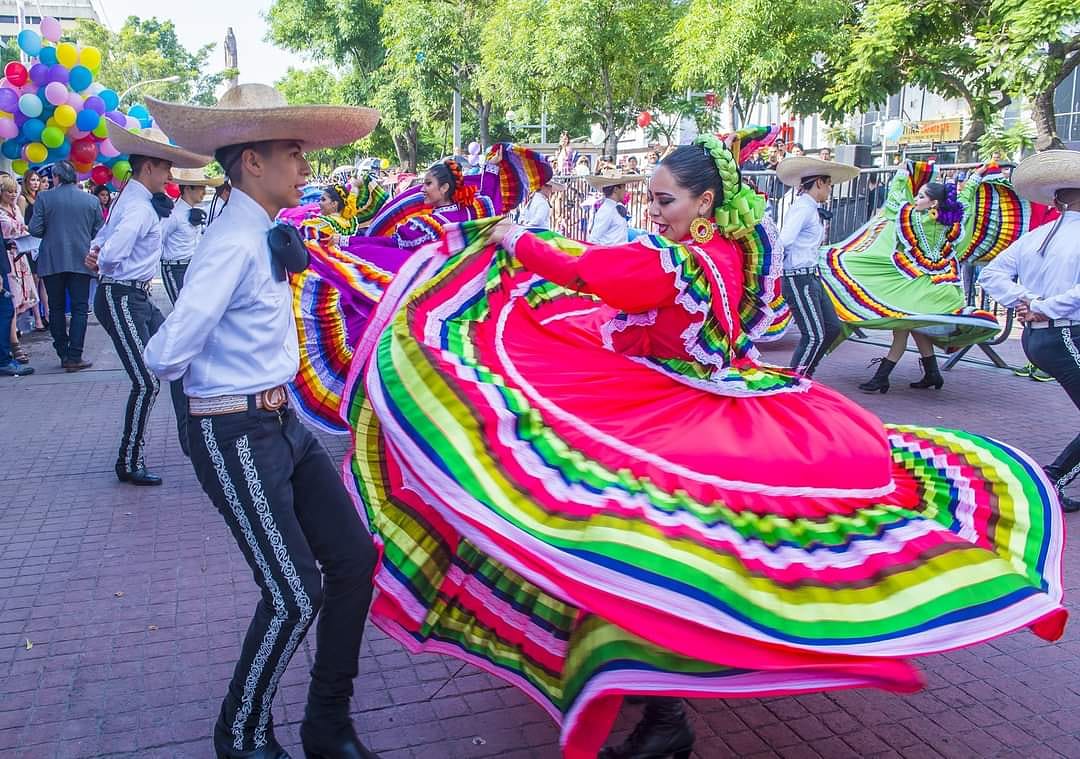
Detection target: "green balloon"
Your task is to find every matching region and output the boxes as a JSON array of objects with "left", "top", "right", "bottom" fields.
[
  {"left": 93, "top": 120, "right": 109, "bottom": 139},
  {"left": 41, "top": 125, "right": 64, "bottom": 149},
  {"left": 112, "top": 159, "right": 132, "bottom": 181}
]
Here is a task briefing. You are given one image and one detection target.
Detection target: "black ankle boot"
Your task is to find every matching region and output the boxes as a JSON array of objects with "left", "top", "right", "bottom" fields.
[
  {"left": 1044, "top": 467, "right": 1080, "bottom": 513},
  {"left": 910, "top": 355, "right": 944, "bottom": 389},
  {"left": 213, "top": 715, "right": 291, "bottom": 759},
  {"left": 858, "top": 357, "right": 896, "bottom": 394},
  {"left": 599, "top": 697, "right": 694, "bottom": 759}
]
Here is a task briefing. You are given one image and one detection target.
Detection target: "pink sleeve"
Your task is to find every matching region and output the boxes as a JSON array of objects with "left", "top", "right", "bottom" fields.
[{"left": 510, "top": 231, "right": 675, "bottom": 313}]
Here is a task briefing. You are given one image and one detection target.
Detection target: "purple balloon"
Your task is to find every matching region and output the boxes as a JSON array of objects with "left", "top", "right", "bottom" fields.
[
  {"left": 0, "top": 87, "right": 18, "bottom": 113},
  {"left": 28, "top": 63, "right": 48, "bottom": 86},
  {"left": 83, "top": 95, "right": 105, "bottom": 115},
  {"left": 46, "top": 64, "right": 69, "bottom": 85},
  {"left": 105, "top": 110, "right": 126, "bottom": 126},
  {"left": 13, "top": 111, "right": 27, "bottom": 127}
]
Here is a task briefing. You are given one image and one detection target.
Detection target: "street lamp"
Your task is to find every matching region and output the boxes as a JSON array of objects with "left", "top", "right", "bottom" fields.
[{"left": 120, "top": 76, "right": 182, "bottom": 102}]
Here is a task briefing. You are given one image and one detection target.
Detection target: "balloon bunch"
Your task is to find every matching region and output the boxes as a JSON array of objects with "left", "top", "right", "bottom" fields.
[{"left": 0, "top": 17, "right": 147, "bottom": 186}]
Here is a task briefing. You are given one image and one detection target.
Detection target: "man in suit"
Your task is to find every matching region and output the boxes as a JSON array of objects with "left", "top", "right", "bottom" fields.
[{"left": 28, "top": 160, "right": 104, "bottom": 371}]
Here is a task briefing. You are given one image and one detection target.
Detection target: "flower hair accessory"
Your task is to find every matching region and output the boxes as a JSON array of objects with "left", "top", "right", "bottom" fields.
[
  {"left": 692, "top": 133, "right": 766, "bottom": 238},
  {"left": 444, "top": 158, "right": 477, "bottom": 207}
]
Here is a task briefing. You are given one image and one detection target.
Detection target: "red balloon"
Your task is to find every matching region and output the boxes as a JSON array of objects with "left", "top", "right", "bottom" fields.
[
  {"left": 73, "top": 161, "right": 93, "bottom": 174},
  {"left": 4, "top": 61, "right": 28, "bottom": 87},
  {"left": 704, "top": 91, "right": 717, "bottom": 108},
  {"left": 91, "top": 164, "right": 112, "bottom": 185},
  {"left": 637, "top": 111, "right": 652, "bottom": 128},
  {"left": 164, "top": 182, "right": 180, "bottom": 200},
  {"left": 71, "top": 138, "right": 98, "bottom": 165}
]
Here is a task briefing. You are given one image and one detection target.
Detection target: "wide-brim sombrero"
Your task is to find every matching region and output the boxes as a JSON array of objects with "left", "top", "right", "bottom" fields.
[
  {"left": 105, "top": 125, "right": 211, "bottom": 169},
  {"left": 776, "top": 156, "right": 860, "bottom": 187},
  {"left": 146, "top": 83, "right": 381, "bottom": 156},
  {"left": 171, "top": 167, "right": 224, "bottom": 187},
  {"left": 1012, "top": 150, "right": 1080, "bottom": 206},
  {"left": 585, "top": 173, "right": 645, "bottom": 190}
]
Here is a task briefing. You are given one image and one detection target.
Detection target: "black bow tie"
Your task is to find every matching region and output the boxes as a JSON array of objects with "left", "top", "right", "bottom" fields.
[
  {"left": 817, "top": 208, "right": 833, "bottom": 221},
  {"left": 267, "top": 224, "right": 309, "bottom": 281}
]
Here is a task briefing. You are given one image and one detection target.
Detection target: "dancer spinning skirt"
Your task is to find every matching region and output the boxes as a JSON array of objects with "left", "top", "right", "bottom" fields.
[
  {"left": 821, "top": 161, "right": 1027, "bottom": 392},
  {"left": 337, "top": 136, "right": 1066, "bottom": 759},
  {"left": 286, "top": 144, "right": 553, "bottom": 432}
]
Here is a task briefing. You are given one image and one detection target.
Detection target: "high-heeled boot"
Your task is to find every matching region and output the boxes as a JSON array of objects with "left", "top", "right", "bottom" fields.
[
  {"left": 599, "top": 697, "right": 694, "bottom": 759},
  {"left": 858, "top": 357, "right": 896, "bottom": 394},
  {"left": 909, "top": 355, "right": 944, "bottom": 389},
  {"left": 300, "top": 696, "right": 381, "bottom": 759}
]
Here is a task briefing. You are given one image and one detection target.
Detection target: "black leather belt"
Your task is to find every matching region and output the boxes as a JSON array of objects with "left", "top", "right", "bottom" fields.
[{"left": 100, "top": 276, "right": 152, "bottom": 293}]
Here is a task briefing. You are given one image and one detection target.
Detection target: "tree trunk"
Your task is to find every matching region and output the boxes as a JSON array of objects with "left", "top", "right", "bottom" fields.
[
  {"left": 407, "top": 122, "right": 419, "bottom": 173},
  {"left": 1032, "top": 88, "right": 1065, "bottom": 151},
  {"left": 392, "top": 134, "right": 408, "bottom": 169},
  {"left": 956, "top": 117, "right": 985, "bottom": 163},
  {"left": 477, "top": 100, "right": 491, "bottom": 150}
]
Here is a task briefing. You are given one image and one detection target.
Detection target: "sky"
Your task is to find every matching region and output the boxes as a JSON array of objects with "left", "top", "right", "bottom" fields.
[{"left": 97, "top": 0, "right": 314, "bottom": 86}]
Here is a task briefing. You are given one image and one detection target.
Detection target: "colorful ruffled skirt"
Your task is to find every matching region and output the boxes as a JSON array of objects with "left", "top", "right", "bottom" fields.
[
  {"left": 336, "top": 221, "right": 1065, "bottom": 758},
  {"left": 821, "top": 217, "right": 999, "bottom": 348}
]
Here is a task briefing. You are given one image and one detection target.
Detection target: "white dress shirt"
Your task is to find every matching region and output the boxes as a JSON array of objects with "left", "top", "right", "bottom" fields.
[
  {"left": 979, "top": 211, "right": 1080, "bottom": 320},
  {"left": 92, "top": 179, "right": 163, "bottom": 282},
  {"left": 779, "top": 192, "right": 822, "bottom": 271},
  {"left": 143, "top": 188, "right": 299, "bottom": 397},
  {"left": 160, "top": 198, "right": 201, "bottom": 263},
  {"left": 521, "top": 192, "right": 551, "bottom": 229},
  {"left": 588, "top": 197, "right": 629, "bottom": 246}
]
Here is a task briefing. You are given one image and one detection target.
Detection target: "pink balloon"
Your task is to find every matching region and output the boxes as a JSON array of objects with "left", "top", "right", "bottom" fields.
[
  {"left": 0, "top": 119, "right": 17, "bottom": 139},
  {"left": 66, "top": 92, "right": 84, "bottom": 111},
  {"left": 69, "top": 129, "right": 89, "bottom": 141},
  {"left": 124, "top": 115, "right": 139, "bottom": 130},
  {"left": 98, "top": 138, "right": 119, "bottom": 158},
  {"left": 40, "top": 17, "right": 62, "bottom": 43},
  {"left": 44, "top": 81, "right": 68, "bottom": 106}
]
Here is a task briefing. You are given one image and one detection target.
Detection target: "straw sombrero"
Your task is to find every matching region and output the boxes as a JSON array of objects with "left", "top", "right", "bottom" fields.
[
  {"left": 105, "top": 125, "right": 211, "bottom": 169},
  {"left": 1012, "top": 150, "right": 1080, "bottom": 206},
  {"left": 146, "top": 83, "right": 380, "bottom": 156},
  {"left": 585, "top": 172, "right": 645, "bottom": 190},
  {"left": 776, "top": 156, "right": 859, "bottom": 187},
  {"left": 171, "top": 167, "right": 224, "bottom": 187}
]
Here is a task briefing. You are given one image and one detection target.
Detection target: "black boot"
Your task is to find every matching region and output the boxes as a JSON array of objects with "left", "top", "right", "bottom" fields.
[
  {"left": 858, "top": 357, "right": 896, "bottom": 394},
  {"left": 213, "top": 713, "right": 291, "bottom": 759},
  {"left": 1044, "top": 467, "right": 1080, "bottom": 514},
  {"left": 300, "top": 696, "right": 380, "bottom": 759},
  {"left": 599, "top": 697, "right": 694, "bottom": 759},
  {"left": 910, "top": 355, "right": 944, "bottom": 389}
]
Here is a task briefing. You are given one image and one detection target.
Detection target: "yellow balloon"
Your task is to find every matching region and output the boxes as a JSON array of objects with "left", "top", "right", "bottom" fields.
[
  {"left": 26, "top": 142, "right": 48, "bottom": 163},
  {"left": 56, "top": 42, "right": 78, "bottom": 69},
  {"left": 79, "top": 46, "right": 101, "bottom": 71},
  {"left": 45, "top": 117, "right": 59, "bottom": 129},
  {"left": 54, "top": 104, "right": 76, "bottom": 128},
  {"left": 11, "top": 159, "right": 28, "bottom": 175}
]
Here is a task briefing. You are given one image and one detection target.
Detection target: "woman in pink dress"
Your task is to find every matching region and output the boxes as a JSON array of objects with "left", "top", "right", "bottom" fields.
[{"left": 1, "top": 174, "right": 39, "bottom": 362}]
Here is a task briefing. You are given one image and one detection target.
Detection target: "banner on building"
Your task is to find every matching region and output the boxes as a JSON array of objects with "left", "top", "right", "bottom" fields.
[{"left": 898, "top": 119, "right": 964, "bottom": 145}]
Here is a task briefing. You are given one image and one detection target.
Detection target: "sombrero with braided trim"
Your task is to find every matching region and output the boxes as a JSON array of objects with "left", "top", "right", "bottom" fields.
[
  {"left": 104, "top": 125, "right": 211, "bottom": 169},
  {"left": 776, "top": 156, "right": 860, "bottom": 187},
  {"left": 171, "top": 167, "right": 224, "bottom": 187},
  {"left": 146, "top": 84, "right": 380, "bottom": 156},
  {"left": 1012, "top": 149, "right": 1080, "bottom": 206}
]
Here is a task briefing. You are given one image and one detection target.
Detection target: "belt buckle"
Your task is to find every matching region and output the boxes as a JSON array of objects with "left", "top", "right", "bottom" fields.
[{"left": 259, "top": 386, "right": 287, "bottom": 412}]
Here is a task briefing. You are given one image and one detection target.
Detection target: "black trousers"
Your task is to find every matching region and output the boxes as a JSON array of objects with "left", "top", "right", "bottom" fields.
[
  {"left": 93, "top": 283, "right": 164, "bottom": 472},
  {"left": 187, "top": 406, "right": 376, "bottom": 752},
  {"left": 161, "top": 260, "right": 189, "bottom": 305},
  {"left": 782, "top": 272, "right": 842, "bottom": 377},
  {"left": 1024, "top": 324, "right": 1080, "bottom": 489},
  {"left": 43, "top": 272, "right": 92, "bottom": 363},
  {"left": 160, "top": 260, "right": 191, "bottom": 455}
]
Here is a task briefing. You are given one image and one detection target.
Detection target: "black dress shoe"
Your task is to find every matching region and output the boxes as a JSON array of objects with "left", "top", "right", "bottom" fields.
[
  {"left": 115, "top": 465, "right": 163, "bottom": 486},
  {"left": 599, "top": 697, "right": 694, "bottom": 759},
  {"left": 214, "top": 717, "right": 291, "bottom": 759},
  {"left": 300, "top": 722, "right": 381, "bottom": 759}
]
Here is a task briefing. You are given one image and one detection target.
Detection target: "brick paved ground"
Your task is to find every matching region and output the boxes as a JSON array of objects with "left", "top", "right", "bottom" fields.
[{"left": 3, "top": 296, "right": 1080, "bottom": 759}]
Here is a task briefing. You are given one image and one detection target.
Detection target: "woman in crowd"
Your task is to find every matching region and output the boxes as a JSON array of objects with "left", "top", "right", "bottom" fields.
[
  {"left": 821, "top": 161, "right": 1020, "bottom": 392},
  {"left": 1, "top": 174, "right": 41, "bottom": 360},
  {"left": 328, "top": 134, "right": 1065, "bottom": 759},
  {"left": 17, "top": 169, "right": 46, "bottom": 328},
  {"left": 92, "top": 184, "right": 112, "bottom": 221}
]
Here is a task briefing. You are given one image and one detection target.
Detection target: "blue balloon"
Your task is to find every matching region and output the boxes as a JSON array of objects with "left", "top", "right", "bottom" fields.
[
  {"left": 39, "top": 46, "right": 58, "bottom": 66},
  {"left": 1, "top": 139, "right": 23, "bottom": 159},
  {"left": 128, "top": 104, "right": 149, "bottom": 120},
  {"left": 139, "top": 117, "right": 152, "bottom": 129},
  {"left": 75, "top": 108, "right": 100, "bottom": 132},
  {"left": 54, "top": 139, "right": 71, "bottom": 159},
  {"left": 100, "top": 89, "right": 119, "bottom": 112},
  {"left": 21, "top": 117, "right": 45, "bottom": 141},
  {"left": 69, "top": 65, "right": 93, "bottom": 92},
  {"left": 17, "top": 30, "right": 41, "bottom": 57}
]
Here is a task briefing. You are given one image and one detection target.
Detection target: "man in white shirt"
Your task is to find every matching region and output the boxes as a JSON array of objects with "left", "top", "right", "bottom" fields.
[
  {"left": 86, "top": 127, "right": 211, "bottom": 487},
  {"left": 587, "top": 174, "right": 643, "bottom": 245},
  {"left": 143, "top": 83, "right": 383, "bottom": 759},
  {"left": 160, "top": 167, "right": 221, "bottom": 303},
  {"left": 520, "top": 180, "right": 564, "bottom": 229},
  {"left": 979, "top": 149, "right": 1080, "bottom": 513},
  {"left": 775, "top": 156, "right": 859, "bottom": 376}
]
